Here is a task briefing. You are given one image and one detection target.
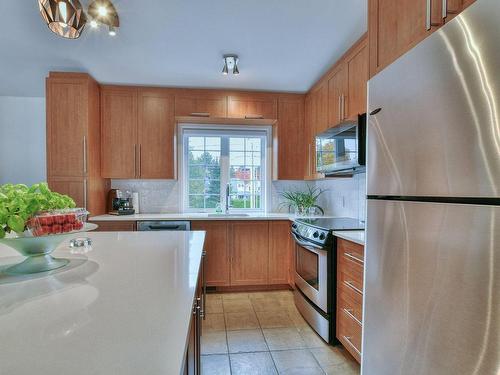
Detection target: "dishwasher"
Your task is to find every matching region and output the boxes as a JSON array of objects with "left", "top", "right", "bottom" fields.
[{"left": 137, "top": 220, "right": 206, "bottom": 320}]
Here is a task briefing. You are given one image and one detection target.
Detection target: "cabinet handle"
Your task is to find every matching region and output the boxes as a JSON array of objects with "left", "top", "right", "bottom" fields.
[
  {"left": 342, "top": 335, "right": 361, "bottom": 355},
  {"left": 139, "top": 144, "right": 142, "bottom": 178},
  {"left": 344, "top": 280, "right": 363, "bottom": 295},
  {"left": 190, "top": 112, "right": 210, "bottom": 117},
  {"left": 338, "top": 95, "right": 342, "bottom": 123},
  {"left": 426, "top": 0, "right": 432, "bottom": 30},
  {"left": 83, "top": 136, "right": 87, "bottom": 174},
  {"left": 442, "top": 0, "right": 448, "bottom": 18},
  {"left": 344, "top": 252, "right": 364, "bottom": 264},
  {"left": 245, "top": 114, "right": 264, "bottom": 119},
  {"left": 134, "top": 144, "right": 137, "bottom": 178},
  {"left": 195, "top": 301, "right": 202, "bottom": 375},
  {"left": 201, "top": 251, "right": 206, "bottom": 320},
  {"left": 308, "top": 143, "right": 312, "bottom": 176},
  {"left": 83, "top": 179, "right": 87, "bottom": 210},
  {"left": 341, "top": 94, "right": 346, "bottom": 121},
  {"left": 343, "top": 308, "right": 362, "bottom": 325}
]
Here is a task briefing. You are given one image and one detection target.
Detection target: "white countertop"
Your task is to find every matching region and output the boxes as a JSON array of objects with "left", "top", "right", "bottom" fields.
[
  {"left": 90, "top": 212, "right": 296, "bottom": 222},
  {"left": 0, "top": 231, "right": 205, "bottom": 375},
  {"left": 333, "top": 230, "right": 365, "bottom": 246}
]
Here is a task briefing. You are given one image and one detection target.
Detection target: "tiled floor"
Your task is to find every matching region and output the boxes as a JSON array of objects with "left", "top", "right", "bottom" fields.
[{"left": 201, "top": 291, "right": 360, "bottom": 375}]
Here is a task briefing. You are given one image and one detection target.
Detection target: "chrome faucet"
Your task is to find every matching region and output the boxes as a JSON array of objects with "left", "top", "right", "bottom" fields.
[{"left": 225, "top": 183, "right": 231, "bottom": 213}]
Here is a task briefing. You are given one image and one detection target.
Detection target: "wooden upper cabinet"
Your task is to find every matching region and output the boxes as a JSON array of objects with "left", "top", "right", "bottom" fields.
[
  {"left": 268, "top": 221, "right": 292, "bottom": 285},
  {"left": 347, "top": 44, "right": 369, "bottom": 120},
  {"left": 191, "top": 221, "right": 230, "bottom": 287},
  {"left": 328, "top": 66, "right": 348, "bottom": 127},
  {"left": 277, "top": 96, "right": 305, "bottom": 180},
  {"left": 46, "top": 79, "right": 87, "bottom": 178},
  {"left": 175, "top": 91, "right": 227, "bottom": 118},
  {"left": 314, "top": 83, "right": 329, "bottom": 134},
  {"left": 230, "top": 221, "right": 269, "bottom": 285},
  {"left": 369, "top": 0, "right": 433, "bottom": 77},
  {"left": 228, "top": 93, "right": 278, "bottom": 119},
  {"left": 138, "top": 89, "right": 176, "bottom": 179},
  {"left": 101, "top": 87, "right": 138, "bottom": 178},
  {"left": 304, "top": 94, "right": 315, "bottom": 180}
]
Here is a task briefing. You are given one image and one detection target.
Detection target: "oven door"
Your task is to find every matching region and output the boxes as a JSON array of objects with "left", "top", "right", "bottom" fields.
[{"left": 292, "top": 233, "right": 328, "bottom": 313}]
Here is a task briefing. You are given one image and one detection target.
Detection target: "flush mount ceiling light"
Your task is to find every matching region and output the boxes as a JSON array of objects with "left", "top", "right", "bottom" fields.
[
  {"left": 38, "top": 0, "right": 119, "bottom": 39},
  {"left": 222, "top": 55, "right": 240, "bottom": 75},
  {"left": 38, "top": 0, "right": 87, "bottom": 39}
]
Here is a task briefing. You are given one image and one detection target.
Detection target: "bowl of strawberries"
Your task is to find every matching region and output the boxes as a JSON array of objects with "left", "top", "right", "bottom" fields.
[{"left": 0, "top": 183, "right": 97, "bottom": 275}]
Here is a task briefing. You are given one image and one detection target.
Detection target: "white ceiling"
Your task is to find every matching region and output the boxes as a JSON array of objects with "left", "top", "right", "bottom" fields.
[{"left": 0, "top": 0, "right": 367, "bottom": 97}]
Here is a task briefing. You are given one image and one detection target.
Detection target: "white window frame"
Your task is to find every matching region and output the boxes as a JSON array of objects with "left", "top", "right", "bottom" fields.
[{"left": 179, "top": 124, "right": 272, "bottom": 213}]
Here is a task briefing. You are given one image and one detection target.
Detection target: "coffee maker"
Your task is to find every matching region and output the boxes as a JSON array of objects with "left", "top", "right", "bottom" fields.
[{"left": 108, "top": 189, "right": 135, "bottom": 215}]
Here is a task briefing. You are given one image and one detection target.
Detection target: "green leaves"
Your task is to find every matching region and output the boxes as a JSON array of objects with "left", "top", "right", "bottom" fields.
[
  {"left": 0, "top": 183, "right": 76, "bottom": 238},
  {"left": 279, "top": 185, "right": 327, "bottom": 214}
]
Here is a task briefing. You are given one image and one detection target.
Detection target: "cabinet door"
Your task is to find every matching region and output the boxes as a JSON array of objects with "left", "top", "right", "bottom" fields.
[
  {"left": 277, "top": 97, "right": 305, "bottom": 180},
  {"left": 101, "top": 88, "right": 138, "bottom": 178},
  {"left": 90, "top": 221, "right": 136, "bottom": 231},
  {"left": 175, "top": 91, "right": 227, "bottom": 118},
  {"left": 369, "top": 0, "right": 433, "bottom": 77},
  {"left": 230, "top": 221, "right": 269, "bottom": 285},
  {"left": 46, "top": 80, "right": 86, "bottom": 178},
  {"left": 48, "top": 177, "right": 86, "bottom": 209},
  {"left": 268, "top": 221, "right": 292, "bottom": 285},
  {"left": 327, "top": 67, "right": 348, "bottom": 126},
  {"left": 347, "top": 45, "right": 369, "bottom": 120},
  {"left": 304, "top": 94, "right": 315, "bottom": 179},
  {"left": 228, "top": 94, "right": 278, "bottom": 119},
  {"left": 314, "top": 82, "right": 329, "bottom": 134},
  {"left": 138, "top": 90, "right": 176, "bottom": 179},
  {"left": 191, "top": 221, "right": 230, "bottom": 286}
]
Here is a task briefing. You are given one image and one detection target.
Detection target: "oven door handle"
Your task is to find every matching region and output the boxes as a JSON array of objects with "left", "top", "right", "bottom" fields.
[{"left": 291, "top": 233, "right": 326, "bottom": 252}]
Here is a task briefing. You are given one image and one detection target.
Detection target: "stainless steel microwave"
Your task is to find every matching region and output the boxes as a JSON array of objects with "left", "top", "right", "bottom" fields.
[{"left": 315, "top": 114, "right": 366, "bottom": 177}]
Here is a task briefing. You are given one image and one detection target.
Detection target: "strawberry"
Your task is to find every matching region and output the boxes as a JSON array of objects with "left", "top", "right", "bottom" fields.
[
  {"left": 54, "top": 215, "right": 65, "bottom": 225},
  {"left": 52, "top": 224, "right": 62, "bottom": 234},
  {"left": 63, "top": 223, "right": 73, "bottom": 233}
]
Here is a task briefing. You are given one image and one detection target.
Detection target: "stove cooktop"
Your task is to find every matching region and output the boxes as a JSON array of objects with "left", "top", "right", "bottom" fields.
[{"left": 296, "top": 217, "right": 365, "bottom": 231}]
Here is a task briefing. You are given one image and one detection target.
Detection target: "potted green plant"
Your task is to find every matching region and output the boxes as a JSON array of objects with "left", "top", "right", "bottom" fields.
[{"left": 279, "top": 185, "right": 326, "bottom": 216}]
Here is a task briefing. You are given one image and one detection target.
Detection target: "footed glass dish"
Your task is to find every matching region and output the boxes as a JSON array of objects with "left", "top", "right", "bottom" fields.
[{"left": 0, "top": 223, "right": 97, "bottom": 275}]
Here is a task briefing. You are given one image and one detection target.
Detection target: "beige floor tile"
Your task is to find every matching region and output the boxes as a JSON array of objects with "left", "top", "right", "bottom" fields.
[
  {"left": 262, "top": 328, "right": 306, "bottom": 350},
  {"left": 227, "top": 329, "right": 269, "bottom": 353},
  {"left": 222, "top": 292, "right": 249, "bottom": 300},
  {"left": 299, "top": 329, "right": 329, "bottom": 348},
  {"left": 201, "top": 354, "right": 231, "bottom": 375},
  {"left": 251, "top": 298, "right": 284, "bottom": 312},
  {"left": 248, "top": 291, "right": 275, "bottom": 300},
  {"left": 225, "top": 311, "right": 260, "bottom": 330},
  {"left": 271, "top": 349, "right": 324, "bottom": 375},
  {"left": 203, "top": 313, "right": 226, "bottom": 333},
  {"left": 323, "top": 361, "right": 360, "bottom": 375},
  {"left": 206, "top": 293, "right": 223, "bottom": 302},
  {"left": 223, "top": 299, "right": 254, "bottom": 313},
  {"left": 230, "top": 352, "right": 278, "bottom": 375},
  {"left": 206, "top": 298, "right": 223, "bottom": 314},
  {"left": 310, "top": 347, "right": 351, "bottom": 368},
  {"left": 256, "top": 310, "right": 295, "bottom": 328},
  {"left": 201, "top": 331, "right": 228, "bottom": 355}
]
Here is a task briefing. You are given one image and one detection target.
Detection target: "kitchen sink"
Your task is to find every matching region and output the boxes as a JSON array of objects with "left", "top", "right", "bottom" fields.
[{"left": 207, "top": 213, "right": 250, "bottom": 217}]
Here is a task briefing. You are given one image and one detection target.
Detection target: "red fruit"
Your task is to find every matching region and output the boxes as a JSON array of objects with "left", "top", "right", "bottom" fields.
[
  {"left": 40, "top": 216, "right": 54, "bottom": 226},
  {"left": 54, "top": 215, "right": 65, "bottom": 225},
  {"left": 63, "top": 223, "right": 73, "bottom": 233},
  {"left": 41, "top": 226, "right": 50, "bottom": 235},
  {"left": 52, "top": 224, "right": 62, "bottom": 234},
  {"left": 65, "top": 214, "right": 76, "bottom": 223},
  {"left": 74, "top": 221, "right": 84, "bottom": 230}
]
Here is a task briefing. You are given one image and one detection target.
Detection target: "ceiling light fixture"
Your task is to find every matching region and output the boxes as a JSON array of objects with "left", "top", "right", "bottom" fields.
[
  {"left": 38, "top": 0, "right": 120, "bottom": 39},
  {"left": 222, "top": 55, "right": 240, "bottom": 76},
  {"left": 38, "top": 0, "right": 87, "bottom": 39}
]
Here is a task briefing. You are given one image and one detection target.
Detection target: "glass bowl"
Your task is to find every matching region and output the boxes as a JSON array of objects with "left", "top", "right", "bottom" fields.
[{"left": 0, "top": 223, "right": 98, "bottom": 275}]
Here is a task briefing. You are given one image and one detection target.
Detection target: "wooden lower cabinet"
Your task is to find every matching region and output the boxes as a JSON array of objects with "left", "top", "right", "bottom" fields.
[
  {"left": 90, "top": 221, "right": 137, "bottom": 232},
  {"left": 184, "top": 258, "right": 203, "bottom": 375},
  {"left": 229, "top": 221, "right": 270, "bottom": 286},
  {"left": 193, "top": 220, "right": 293, "bottom": 288},
  {"left": 336, "top": 238, "right": 365, "bottom": 363},
  {"left": 191, "top": 221, "right": 230, "bottom": 286}
]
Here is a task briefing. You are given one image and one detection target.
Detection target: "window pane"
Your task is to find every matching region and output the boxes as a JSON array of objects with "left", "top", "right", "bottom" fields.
[
  {"left": 189, "top": 180, "right": 205, "bottom": 194},
  {"left": 189, "top": 195, "right": 204, "bottom": 209},
  {"left": 246, "top": 138, "right": 261, "bottom": 152},
  {"left": 230, "top": 151, "right": 245, "bottom": 166},
  {"left": 230, "top": 138, "right": 245, "bottom": 151},
  {"left": 205, "top": 195, "right": 220, "bottom": 208},
  {"left": 188, "top": 137, "right": 205, "bottom": 150},
  {"left": 205, "top": 137, "right": 221, "bottom": 150}
]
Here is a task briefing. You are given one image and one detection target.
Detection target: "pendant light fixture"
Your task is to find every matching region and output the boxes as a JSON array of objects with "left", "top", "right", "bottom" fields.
[
  {"left": 38, "top": 0, "right": 87, "bottom": 39},
  {"left": 222, "top": 55, "right": 240, "bottom": 75},
  {"left": 38, "top": 0, "right": 119, "bottom": 39}
]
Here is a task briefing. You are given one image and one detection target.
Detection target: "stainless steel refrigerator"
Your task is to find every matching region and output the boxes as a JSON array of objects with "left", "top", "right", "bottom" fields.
[{"left": 363, "top": 0, "right": 500, "bottom": 374}]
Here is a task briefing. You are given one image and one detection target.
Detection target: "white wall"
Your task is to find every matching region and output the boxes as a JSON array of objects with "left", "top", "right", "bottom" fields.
[{"left": 0, "top": 96, "right": 46, "bottom": 185}]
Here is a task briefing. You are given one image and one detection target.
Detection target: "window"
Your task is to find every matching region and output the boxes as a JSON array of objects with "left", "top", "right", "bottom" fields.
[{"left": 182, "top": 127, "right": 269, "bottom": 212}]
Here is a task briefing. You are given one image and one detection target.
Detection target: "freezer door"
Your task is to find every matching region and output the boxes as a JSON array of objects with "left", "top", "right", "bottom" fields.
[
  {"left": 367, "top": 0, "right": 500, "bottom": 198},
  {"left": 363, "top": 200, "right": 499, "bottom": 375}
]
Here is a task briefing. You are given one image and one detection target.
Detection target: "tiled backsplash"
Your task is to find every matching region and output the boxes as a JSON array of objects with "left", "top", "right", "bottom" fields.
[{"left": 112, "top": 173, "right": 366, "bottom": 221}]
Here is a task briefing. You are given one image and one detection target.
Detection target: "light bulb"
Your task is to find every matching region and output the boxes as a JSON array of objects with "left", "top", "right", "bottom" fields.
[
  {"left": 108, "top": 26, "right": 116, "bottom": 36},
  {"left": 222, "top": 61, "right": 229, "bottom": 75},
  {"left": 98, "top": 5, "right": 108, "bottom": 16},
  {"left": 90, "top": 19, "right": 98, "bottom": 28},
  {"left": 58, "top": 1, "right": 68, "bottom": 23}
]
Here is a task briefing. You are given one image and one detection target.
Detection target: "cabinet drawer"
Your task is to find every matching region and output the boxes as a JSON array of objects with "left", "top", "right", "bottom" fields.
[
  {"left": 338, "top": 239, "right": 364, "bottom": 264},
  {"left": 339, "top": 255, "right": 364, "bottom": 293},
  {"left": 338, "top": 308, "right": 362, "bottom": 363},
  {"left": 90, "top": 221, "right": 136, "bottom": 232},
  {"left": 338, "top": 282, "right": 363, "bottom": 325}
]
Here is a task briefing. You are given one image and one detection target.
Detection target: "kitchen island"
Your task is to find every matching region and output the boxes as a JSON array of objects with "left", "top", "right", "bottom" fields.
[{"left": 0, "top": 231, "right": 205, "bottom": 375}]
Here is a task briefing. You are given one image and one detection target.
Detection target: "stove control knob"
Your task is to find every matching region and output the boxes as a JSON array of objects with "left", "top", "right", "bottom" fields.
[
  {"left": 313, "top": 231, "right": 319, "bottom": 238},
  {"left": 291, "top": 223, "right": 297, "bottom": 229},
  {"left": 319, "top": 233, "right": 326, "bottom": 240}
]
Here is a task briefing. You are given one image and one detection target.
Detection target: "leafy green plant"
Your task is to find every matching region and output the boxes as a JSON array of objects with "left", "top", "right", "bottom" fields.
[
  {"left": 0, "top": 183, "right": 75, "bottom": 238},
  {"left": 279, "top": 185, "right": 326, "bottom": 215}
]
